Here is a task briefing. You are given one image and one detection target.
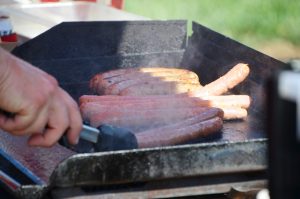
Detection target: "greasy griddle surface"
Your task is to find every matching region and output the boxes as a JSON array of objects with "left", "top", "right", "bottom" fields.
[{"left": 0, "top": 130, "right": 75, "bottom": 184}]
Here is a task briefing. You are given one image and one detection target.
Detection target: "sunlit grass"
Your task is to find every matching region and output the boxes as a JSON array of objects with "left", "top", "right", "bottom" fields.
[{"left": 124, "top": 0, "right": 300, "bottom": 48}]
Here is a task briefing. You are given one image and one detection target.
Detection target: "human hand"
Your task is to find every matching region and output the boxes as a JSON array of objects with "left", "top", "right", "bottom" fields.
[{"left": 0, "top": 48, "right": 82, "bottom": 147}]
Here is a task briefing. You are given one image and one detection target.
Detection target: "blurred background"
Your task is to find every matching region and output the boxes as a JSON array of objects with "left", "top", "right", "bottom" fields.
[
  {"left": 1, "top": 0, "right": 299, "bottom": 61},
  {"left": 124, "top": 0, "right": 300, "bottom": 61}
]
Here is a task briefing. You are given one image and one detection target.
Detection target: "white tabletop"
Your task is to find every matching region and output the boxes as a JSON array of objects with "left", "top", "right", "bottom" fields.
[{"left": 0, "top": 1, "right": 147, "bottom": 39}]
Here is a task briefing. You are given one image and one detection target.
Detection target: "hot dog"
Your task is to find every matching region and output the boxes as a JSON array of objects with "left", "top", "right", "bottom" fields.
[
  {"left": 100, "top": 71, "right": 200, "bottom": 92},
  {"left": 105, "top": 76, "right": 201, "bottom": 95},
  {"left": 82, "top": 63, "right": 251, "bottom": 148},
  {"left": 90, "top": 64, "right": 249, "bottom": 97},
  {"left": 119, "top": 82, "right": 201, "bottom": 96},
  {"left": 90, "top": 67, "right": 199, "bottom": 94},
  {"left": 80, "top": 94, "right": 250, "bottom": 109},
  {"left": 192, "top": 63, "right": 250, "bottom": 96},
  {"left": 81, "top": 103, "right": 222, "bottom": 132},
  {"left": 136, "top": 116, "right": 223, "bottom": 148}
]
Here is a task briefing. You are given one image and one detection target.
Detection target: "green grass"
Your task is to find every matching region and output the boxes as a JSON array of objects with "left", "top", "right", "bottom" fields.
[{"left": 124, "top": 0, "right": 300, "bottom": 47}]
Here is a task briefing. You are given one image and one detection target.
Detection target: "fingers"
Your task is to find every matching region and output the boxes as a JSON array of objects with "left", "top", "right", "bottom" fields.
[
  {"left": 0, "top": 105, "right": 40, "bottom": 135},
  {"left": 0, "top": 84, "right": 82, "bottom": 147},
  {"left": 28, "top": 88, "right": 82, "bottom": 147},
  {"left": 28, "top": 93, "right": 69, "bottom": 147},
  {"left": 7, "top": 105, "right": 49, "bottom": 136},
  {"left": 61, "top": 89, "right": 82, "bottom": 145}
]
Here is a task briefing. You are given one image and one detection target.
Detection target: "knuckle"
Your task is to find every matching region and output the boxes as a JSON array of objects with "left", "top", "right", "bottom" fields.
[
  {"left": 32, "top": 82, "right": 59, "bottom": 109},
  {"left": 44, "top": 75, "right": 59, "bottom": 96},
  {"left": 30, "top": 92, "right": 50, "bottom": 109},
  {"left": 47, "top": 75, "right": 59, "bottom": 88},
  {"left": 33, "top": 95, "right": 46, "bottom": 108},
  {"left": 69, "top": 99, "right": 79, "bottom": 110}
]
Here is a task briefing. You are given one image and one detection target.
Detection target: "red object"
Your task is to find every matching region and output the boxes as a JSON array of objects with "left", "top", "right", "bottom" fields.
[
  {"left": 40, "top": 0, "right": 96, "bottom": 2},
  {"left": 39, "top": 0, "right": 124, "bottom": 10},
  {"left": 111, "top": 0, "right": 124, "bottom": 9},
  {"left": 40, "top": 0, "right": 60, "bottom": 2},
  {"left": 1, "top": 33, "right": 17, "bottom": 42}
]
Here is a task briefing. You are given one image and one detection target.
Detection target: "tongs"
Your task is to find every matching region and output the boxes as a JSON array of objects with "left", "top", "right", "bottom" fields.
[
  {"left": 79, "top": 124, "right": 138, "bottom": 151},
  {"left": 80, "top": 124, "right": 101, "bottom": 144}
]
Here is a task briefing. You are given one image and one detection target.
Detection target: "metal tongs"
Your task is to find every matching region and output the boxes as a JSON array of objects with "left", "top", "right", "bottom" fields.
[
  {"left": 79, "top": 124, "right": 138, "bottom": 151},
  {"left": 80, "top": 124, "right": 100, "bottom": 144}
]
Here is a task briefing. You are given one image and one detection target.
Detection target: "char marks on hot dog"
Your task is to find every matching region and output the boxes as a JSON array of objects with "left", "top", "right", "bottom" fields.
[{"left": 90, "top": 67, "right": 200, "bottom": 95}]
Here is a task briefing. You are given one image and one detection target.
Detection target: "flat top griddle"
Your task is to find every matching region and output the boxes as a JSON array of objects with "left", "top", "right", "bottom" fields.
[{"left": 0, "top": 20, "right": 287, "bottom": 198}]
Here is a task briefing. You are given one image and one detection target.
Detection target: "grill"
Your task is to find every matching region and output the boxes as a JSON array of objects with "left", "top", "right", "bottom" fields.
[{"left": 0, "top": 20, "right": 287, "bottom": 198}]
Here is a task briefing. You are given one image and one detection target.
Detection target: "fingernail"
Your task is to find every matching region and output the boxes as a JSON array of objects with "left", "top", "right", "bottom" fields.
[{"left": 74, "top": 136, "right": 80, "bottom": 145}]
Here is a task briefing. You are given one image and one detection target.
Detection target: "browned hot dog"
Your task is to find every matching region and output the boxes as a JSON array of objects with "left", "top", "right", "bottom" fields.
[
  {"left": 79, "top": 94, "right": 183, "bottom": 104},
  {"left": 95, "top": 67, "right": 198, "bottom": 79},
  {"left": 81, "top": 103, "right": 222, "bottom": 132},
  {"left": 136, "top": 116, "right": 223, "bottom": 148},
  {"left": 105, "top": 76, "right": 201, "bottom": 95},
  {"left": 90, "top": 67, "right": 199, "bottom": 94},
  {"left": 100, "top": 71, "right": 200, "bottom": 92},
  {"left": 134, "top": 109, "right": 223, "bottom": 134},
  {"left": 119, "top": 82, "right": 201, "bottom": 96},
  {"left": 79, "top": 95, "right": 250, "bottom": 110}
]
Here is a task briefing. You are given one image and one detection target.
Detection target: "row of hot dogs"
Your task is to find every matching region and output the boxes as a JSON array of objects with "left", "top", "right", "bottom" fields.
[{"left": 80, "top": 63, "right": 251, "bottom": 148}]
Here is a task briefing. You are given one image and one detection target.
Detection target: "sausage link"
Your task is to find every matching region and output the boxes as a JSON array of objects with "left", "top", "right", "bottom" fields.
[
  {"left": 120, "top": 82, "right": 201, "bottom": 96},
  {"left": 192, "top": 63, "right": 250, "bottom": 96},
  {"left": 90, "top": 67, "right": 199, "bottom": 94},
  {"left": 136, "top": 116, "right": 223, "bottom": 148},
  {"left": 81, "top": 103, "right": 222, "bottom": 132},
  {"left": 222, "top": 107, "right": 248, "bottom": 120},
  {"left": 106, "top": 76, "right": 201, "bottom": 95},
  {"left": 101, "top": 71, "right": 200, "bottom": 92},
  {"left": 79, "top": 95, "right": 250, "bottom": 110}
]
